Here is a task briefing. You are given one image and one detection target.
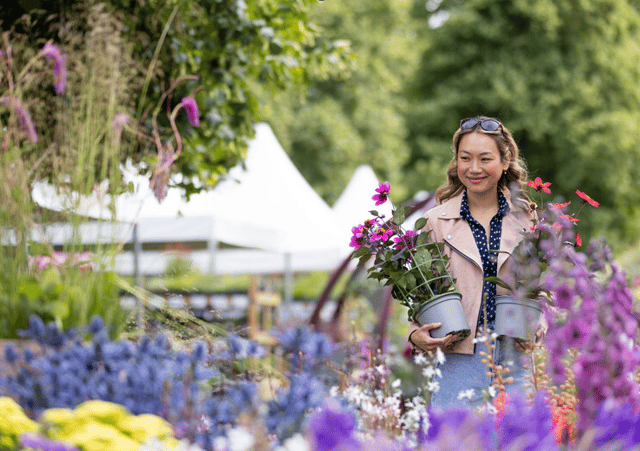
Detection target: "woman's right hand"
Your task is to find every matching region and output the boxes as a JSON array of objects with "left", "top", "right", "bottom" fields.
[{"left": 409, "top": 323, "right": 457, "bottom": 354}]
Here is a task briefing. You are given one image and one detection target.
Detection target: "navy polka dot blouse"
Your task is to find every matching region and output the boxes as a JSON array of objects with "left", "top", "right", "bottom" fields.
[{"left": 460, "top": 190, "right": 509, "bottom": 326}]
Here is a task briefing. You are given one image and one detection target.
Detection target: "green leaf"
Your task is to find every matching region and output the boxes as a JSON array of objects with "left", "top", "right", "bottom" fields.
[
  {"left": 414, "top": 217, "right": 427, "bottom": 230},
  {"left": 392, "top": 208, "right": 405, "bottom": 225},
  {"left": 352, "top": 247, "right": 370, "bottom": 258},
  {"left": 484, "top": 276, "right": 513, "bottom": 292}
]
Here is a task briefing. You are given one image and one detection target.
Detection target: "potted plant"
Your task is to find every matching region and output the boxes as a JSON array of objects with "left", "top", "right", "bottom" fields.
[
  {"left": 487, "top": 179, "right": 600, "bottom": 341},
  {"left": 350, "top": 183, "right": 470, "bottom": 342}
]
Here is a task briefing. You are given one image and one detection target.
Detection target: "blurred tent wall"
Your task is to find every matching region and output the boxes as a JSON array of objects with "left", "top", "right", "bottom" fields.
[{"left": 32, "top": 124, "right": 347, "bottom": 288}]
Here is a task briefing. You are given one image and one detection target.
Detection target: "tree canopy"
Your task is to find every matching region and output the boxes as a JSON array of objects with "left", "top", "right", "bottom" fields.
[
  {"left": 0, "top": 0, "right": 351, "bottom": 197},
  {"left": 405, "top": 0, "right": 640, "bottom": 249}
]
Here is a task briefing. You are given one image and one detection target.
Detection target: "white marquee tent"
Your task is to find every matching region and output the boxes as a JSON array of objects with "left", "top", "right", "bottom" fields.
[
  {"left": 32, "top": 123, "right": 348, "bottom": 277},
  {"left": 332, "top": 165, "right": 394, "bottom": 247}
]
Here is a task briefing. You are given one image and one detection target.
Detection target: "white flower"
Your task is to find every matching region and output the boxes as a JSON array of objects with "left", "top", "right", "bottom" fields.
[
  {"left": 473, "top": 336, "right": 488, "bottom": 343},
  {"left": 228, "top": 428, "right": 255, "bottom": 451},
  {"left": 375, "top": 364, "right": 386, "bottom": 374},
  {"left": 213, "top": 436, "right": 228, "bottom": 451},
  {"left": 422, "top": 366, "right": 442, "bottom": 379},
  {"left": 427, "top": 380, "right": 440, "bottom": 393},
  {"left": 330, "top": 385, "right": 340, "bottom": 397},
  {"left": 487, "top": 386, "right": 497, "bottom": 398},
  {"left": 457, "top": 389, "right": 475, "bottom": 400},
  {"left": 139, "top": 438, "right": 167, "bottom": 451},
  {"left": 281, "top": 433, "right": 310, "bottom": 451},
  {"left": 392, "top": 379, "right": 402, "bottom": 388},
  {"left": 491, "top": 332, "right": 499, "bottom": 340},
  {"left": 414, "top": 353, "right": 427, "bottom": 365},
  {"left": 176, "top": 439, "right": 205, "bottom": 451},
  {"left": 436, "top": 348, "right": 446, "bottom": 365}
]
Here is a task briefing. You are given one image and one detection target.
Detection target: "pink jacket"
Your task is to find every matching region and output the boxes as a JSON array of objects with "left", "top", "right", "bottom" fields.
[{"left": 410, "top": 189, "right": 535, "bottom": 354}]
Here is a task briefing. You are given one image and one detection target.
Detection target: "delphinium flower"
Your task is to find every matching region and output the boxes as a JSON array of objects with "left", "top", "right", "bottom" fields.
[
  {"left": 372, "top": 181, "right": 390, "bottom": 205},
  {"left": 42, "top": 43, "right": 67, "bottom": 94},
  {"left": 307, "top": 399, "right": 360, "bottom": 451},
  {"left": 1, "top": 95, "right": 38, "bottom": 143},
  {"left": 423, "top": 405, "right": 496, "bottom": 451},
  {"left": 495, "top": 391, "right": 559, "bottom": 451}
]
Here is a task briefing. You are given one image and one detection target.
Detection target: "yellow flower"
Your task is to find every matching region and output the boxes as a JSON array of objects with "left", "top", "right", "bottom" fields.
[
  {"left": 61, "top": 422, "right": 140, "bottom": 451},
  {"left": 73, "top": 400, "right": 130, "bottom": 427},
  {"left": 117, "top": 414, "right": 174, "bottom": 443},
  {"left": 0, "top": 397, "right": 39, "bottom": 436}
]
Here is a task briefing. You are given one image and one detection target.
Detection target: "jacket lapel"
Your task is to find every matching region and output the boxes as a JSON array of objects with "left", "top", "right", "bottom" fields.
[{"left": 439, "top": 192, "right": 483, "bottom": 269}]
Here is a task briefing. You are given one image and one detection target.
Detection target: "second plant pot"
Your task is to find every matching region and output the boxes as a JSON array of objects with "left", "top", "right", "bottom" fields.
[{"left": 494, "top": 295, "right": 543, "bottom": 341}]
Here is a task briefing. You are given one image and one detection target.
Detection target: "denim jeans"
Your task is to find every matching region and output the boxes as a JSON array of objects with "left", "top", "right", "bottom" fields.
[{"left": 429, "top": 328, "right": 532, "bottom": 411}]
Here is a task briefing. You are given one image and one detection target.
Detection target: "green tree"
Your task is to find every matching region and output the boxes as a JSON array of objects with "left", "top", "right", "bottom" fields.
[
  {"left": 405, "top": 0, "right": 640, "bottom": 250},
  {"left": 0, "top": 0, "right": 350, "bottom": 197},
  {"left": 259, "top": 0, "right": 426, "bottom": 204}
]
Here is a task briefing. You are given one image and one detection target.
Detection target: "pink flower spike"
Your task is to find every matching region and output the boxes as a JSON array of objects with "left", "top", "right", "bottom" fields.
[
  {"left": 181, "top": 97, "right": 200, "bottom": 127},
  {"left": 372, "top": 181, "right": 391, "bottom": 206},
  {"left": 1, "top": 96, "right": 38, "bottom": 143},
  {"left": 42, "top": 43, "right": 67, "bottom": 94},
  {"left": 576, "top": 189, "right": 599, "bottom": 208}
]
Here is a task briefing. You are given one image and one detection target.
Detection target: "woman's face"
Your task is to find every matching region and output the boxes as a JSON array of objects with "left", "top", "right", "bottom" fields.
[{"left": 456, "top": 132, "right": 509, "bottom": 199}]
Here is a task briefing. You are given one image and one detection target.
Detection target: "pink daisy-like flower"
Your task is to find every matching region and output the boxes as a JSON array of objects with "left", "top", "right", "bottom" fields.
[
  {"left": 181, "top": 96, "right": 200, "bottom": 127},
  {"left": 527, "top": 177, "right": 551, "bottom": 194},
  {"left": 370, "top": 227, "right": 393, "bottom": 242},
  {"left": 550, "top": 201, "right": 571, "bottom": 211},
  {"left": 393, "top": 230, "right": 417, "bottom": 249},
  {"left": 576, "top": 189, "right": 599, "bottom": 208},
  {"left": 42, "top": 43, "right": 67, "bottom": 94},
  {"left": 349, "top": 225, "right": 368, "bottom": 249},
  {"left": 372, "top": 181, "right": 390, "bottom": 206}
]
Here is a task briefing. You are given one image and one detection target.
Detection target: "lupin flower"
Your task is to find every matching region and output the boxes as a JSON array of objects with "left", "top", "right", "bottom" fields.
[
  {"left": 42, "top": 43, "right": 67, "bottom": 94},
  {"left": 372, "top": 181, "right": 390, "bottom": 205},
  {"left": 181, "top": 96, "right": 200, "bottom": 127}
]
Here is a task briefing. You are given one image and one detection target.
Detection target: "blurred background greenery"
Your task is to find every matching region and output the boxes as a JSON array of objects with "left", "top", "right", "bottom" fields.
[{"left": 2, "top": 0, "right": 640, "bottom": 342}]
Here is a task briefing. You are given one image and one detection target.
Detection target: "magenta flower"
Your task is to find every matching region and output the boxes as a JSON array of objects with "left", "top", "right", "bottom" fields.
[
  {"left": 111, "top": 113, "right": 129, "bottom": 145},
  {"left": 42, "top": 43, "right": 67, "bottom": 94},
  {"left": 349, "top": 225, "right": 368, "bottom": 249},
  {"left": 370, "top": 227, "right": 393, "bottom": 242},
  {"left": 393, "top": 230, "right": 417, "bottom": 249},
  {"left": 1, "top": 96, "right": 38, "bottom": 143},
  {"left": 372, "top": 181, "right": 390, "bottom": 205},
  {"left": 553, "top": 283, "right": 574, "bottom": 310},
  {"left": 563, "top": 317, "right": 591, "bottom": 348},
  {"left": 181, "top": 96, "right": 200, "bottom": 127}
]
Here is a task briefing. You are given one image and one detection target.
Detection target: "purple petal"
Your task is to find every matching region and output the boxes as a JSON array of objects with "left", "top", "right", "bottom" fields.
[{"left": 181, "top": 96, "right": 200, "bottom": 127}]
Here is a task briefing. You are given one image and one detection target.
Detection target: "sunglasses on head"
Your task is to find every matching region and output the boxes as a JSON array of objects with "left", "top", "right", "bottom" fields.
[{"left": 459, "top": 117, "right": 503, "bottom": 132}]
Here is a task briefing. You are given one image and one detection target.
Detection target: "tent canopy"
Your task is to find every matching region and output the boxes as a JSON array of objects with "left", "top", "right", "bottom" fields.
[{"left": 32, "top": 123, "right": 347, "bottom": 275}]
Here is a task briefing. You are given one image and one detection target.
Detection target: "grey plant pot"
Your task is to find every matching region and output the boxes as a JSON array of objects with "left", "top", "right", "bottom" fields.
[
  {"left": 495, "top": 295, "right": 543, "bottom": 341},
  {"left": 414, "top": 291, "right": 470, "bottom": 340}
]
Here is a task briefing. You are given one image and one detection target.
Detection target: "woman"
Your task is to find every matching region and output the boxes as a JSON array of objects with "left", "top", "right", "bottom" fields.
[{"left": 407, "top": 116, "right": 545, "bottom": 409}]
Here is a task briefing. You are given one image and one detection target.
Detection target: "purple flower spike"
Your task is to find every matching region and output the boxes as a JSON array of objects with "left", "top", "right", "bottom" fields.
[
  {"left": 42, "top": 43, "right": 67, "bottom": 94},
  {"left": 181, "top": 96, "right": 200, "bottom": 127},
  {"left": 1, "top": 96, "right": 38, "bottom": 143},
  {"left": 372, "top": 181, "right": 390, "bottom": 205}
]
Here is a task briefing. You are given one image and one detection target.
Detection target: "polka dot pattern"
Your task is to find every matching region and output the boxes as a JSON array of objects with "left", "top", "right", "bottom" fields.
[{"left": 460, "top": 190, "right": 510, "bottom": 326}]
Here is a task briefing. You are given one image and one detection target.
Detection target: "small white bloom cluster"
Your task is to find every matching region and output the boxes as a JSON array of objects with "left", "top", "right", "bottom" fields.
[
  {"left": 213, "top": 427, "right": 256, "bottom": 451},
  {"left": 139, "top": 438, "right": 205, "bottom": 451}
]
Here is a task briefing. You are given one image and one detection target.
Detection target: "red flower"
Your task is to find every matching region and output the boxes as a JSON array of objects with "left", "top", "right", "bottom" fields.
[
  {"left": 575, "top": 233, "right": 582, "bottom": 247},
  {"left": 576, "top": 189, "right": 599, "bottom": 207},
  {"left": 493, "top": 390, "right": 509, "bottom": 424},
  {"left": 528, "top": 177, "right": 551, "bottom": 194},
  {"left": 559, "top": 213, "right": 579, "bottom": 223},
  {"left": 550, "top": 201, "right": 571, "bottom": 210}
]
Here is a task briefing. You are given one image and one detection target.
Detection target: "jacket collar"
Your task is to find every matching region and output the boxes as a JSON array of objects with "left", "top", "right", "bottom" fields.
[{"left": 439, "top": 188, "right": 534, "bottom": 269}]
